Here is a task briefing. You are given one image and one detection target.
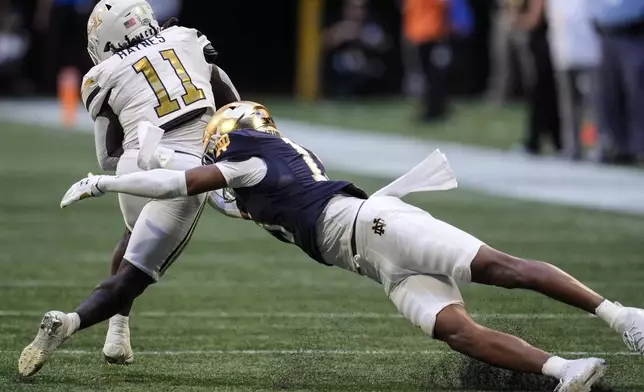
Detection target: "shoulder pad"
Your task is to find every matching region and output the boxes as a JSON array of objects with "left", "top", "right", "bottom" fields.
[
  {"left": 199, "top": 31, "right": 218, "bottom": 63},
  {"left": 203, "top": 43, "right": 218, "bottom": 64}
]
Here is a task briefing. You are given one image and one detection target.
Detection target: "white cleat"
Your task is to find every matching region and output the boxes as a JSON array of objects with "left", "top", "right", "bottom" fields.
[
  {"left": 554, "top": 358, "right": 607, "bottom": 392},
  {"left": 18, "top": 311, "right": 72, "bottom": 377},
  {"left": 612, "top": 303, "right": 644, "bottom": 355},
  {"left": 103, "top": 341, "right": 134, "bottom": 365},
  {"left": 103, "top": 318, "right": 133, "bottom": 365}
]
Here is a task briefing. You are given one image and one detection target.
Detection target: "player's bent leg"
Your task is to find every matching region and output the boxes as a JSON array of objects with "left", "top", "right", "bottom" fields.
[
  {"left": 19, "top": 189, "right": 205, "bottom": 376},
  {"left": 18, "top": 261, "right": 152, "bottom": 377},
  {"left": 434, "top": 303, "right": 549, "bottom": 374},
  {"left": 102, "top": 154, "right": 150, "bottom": 365},
  {"left": 102, "top": 152, "right": 206, "bottom": 365},
  {"left": 75, "top": 261, "right": 154, "bottom": 329},
  {"left": 103, "top": 193, "right": 204, "bottom": 365},
  {"left": 470, "top": 245, "right": 644, "bottom": 354},
  {"left": 433, "top": 304, "right": 607, "bottom": 391},
  {"left": 387, "top": 274, "right": 607, "bottom": 390}
]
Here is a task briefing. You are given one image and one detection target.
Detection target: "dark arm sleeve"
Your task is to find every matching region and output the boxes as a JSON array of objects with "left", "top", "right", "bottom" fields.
[
  {"left": 211, "top": 65, "right": 241, "bottom": 107},
  {"left": 94, "top": 92, "right": 124, "bottom": 171}
]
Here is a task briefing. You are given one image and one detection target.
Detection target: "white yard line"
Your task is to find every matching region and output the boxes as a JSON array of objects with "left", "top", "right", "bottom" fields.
[
  {"left": 0, "top": 310, "right": 598, "bottom": 320},
  {"left": 0, "top": 348, "right": 636, "bottom": 357}
]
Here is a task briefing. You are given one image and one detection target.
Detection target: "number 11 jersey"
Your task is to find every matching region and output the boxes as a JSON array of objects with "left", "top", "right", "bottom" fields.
[{"left": 81, "top": 25, "right": 215, "bottom": 155}]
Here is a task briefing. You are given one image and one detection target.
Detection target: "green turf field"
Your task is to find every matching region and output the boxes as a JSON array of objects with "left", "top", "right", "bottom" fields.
[{"left": 1, "top": 122, "right": 643, "bottom": 391}]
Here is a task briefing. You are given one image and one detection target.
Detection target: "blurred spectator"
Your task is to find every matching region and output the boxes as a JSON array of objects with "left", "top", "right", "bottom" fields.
[
  {"left": 147, "top": 0, "right": 182, "bottom": 25},
  {"left": 400, "top": 29, "right": 424, "bottom": 99},
  {"left": 545, "top": 0, "right": 599, "bottom": 161},
  {"left": 449, "top": 0, "right": 474, "bottom": 36},
  {"left": 402, "top": 0, "right": 451, "bottom": 121},
  {"left": 487, "top": 0, "right": 531, "bottom": 104},
  {"left": 35, "top": 0, "right": 95, "bottom": 93},
  {"left": 515, "top": 0, "right": 561, "bottom": 155},
  {"left": 591, "top": 0, "right": 644, "bottom": 165},
  {"left": 322, "top": 0, "right": 391, "bottom": 99},
  {"left": 0, "top": 0, "right": 31, "bottom": 95},
  {"left": 446, "top": 0, "right": 476, "bottom": 97}
]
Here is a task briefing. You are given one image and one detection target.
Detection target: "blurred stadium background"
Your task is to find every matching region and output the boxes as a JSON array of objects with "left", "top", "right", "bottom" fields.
[{"left": 0, "top": 0, "right": 643, "bottom": 391}]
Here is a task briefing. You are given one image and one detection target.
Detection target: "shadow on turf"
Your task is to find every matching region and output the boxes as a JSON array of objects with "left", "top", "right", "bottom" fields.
[{"left": 456, "top": 357, "right": 615, "bottom": 392}]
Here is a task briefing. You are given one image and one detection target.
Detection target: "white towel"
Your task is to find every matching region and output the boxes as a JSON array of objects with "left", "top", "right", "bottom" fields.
[
  {"left": 372, "top": 149, "right": 457, "bottom": 198},
  {"left": 136, "top": 121, "right": 175, "bottom": 170}
]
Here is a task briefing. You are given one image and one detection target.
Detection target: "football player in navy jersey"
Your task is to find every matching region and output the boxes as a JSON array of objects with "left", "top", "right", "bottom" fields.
[{"left": 44, "top": 101, "right": 644, "bottom": 391}]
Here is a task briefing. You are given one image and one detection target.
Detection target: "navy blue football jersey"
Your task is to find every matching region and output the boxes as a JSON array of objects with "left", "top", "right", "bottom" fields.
[{"left": 212, "top": 129, "right": 367, "bottom": 264}]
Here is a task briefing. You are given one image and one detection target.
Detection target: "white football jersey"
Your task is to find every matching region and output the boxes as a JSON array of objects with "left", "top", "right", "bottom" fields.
[{"left": 81, "top": 26, "right": 215, "bottom": 155}]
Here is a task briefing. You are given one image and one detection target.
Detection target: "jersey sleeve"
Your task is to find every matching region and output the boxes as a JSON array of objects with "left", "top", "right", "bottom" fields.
[
  {"left": 81, "top": 66, "right": 112, "bottom": 120},
  {"left": 215, "top": 157, "right": 267, "bottom": 188}
]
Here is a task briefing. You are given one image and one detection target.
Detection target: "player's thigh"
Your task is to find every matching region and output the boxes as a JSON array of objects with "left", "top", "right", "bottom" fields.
[
  {"left": 124, "top": 193, "right": 206, "bottom": 281},
  {"left": 388, "top": 274, "right": 464, "bottom": 338},
  {"left": 116, "top": 151, "right": 150, "bottom": 230},
  {"left": 356, "top": 196, "right": 484, "bottom": 283},
  {"left": 116, "top": 151, "right": 203, "bottom": 230},
  {"left": 118, "top": 193, "right": 148, "bottom": 231}
]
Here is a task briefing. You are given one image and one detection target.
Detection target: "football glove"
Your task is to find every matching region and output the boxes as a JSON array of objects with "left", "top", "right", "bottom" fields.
[{"left": 60, "top": 172, "right": 106, "bottom": 208}]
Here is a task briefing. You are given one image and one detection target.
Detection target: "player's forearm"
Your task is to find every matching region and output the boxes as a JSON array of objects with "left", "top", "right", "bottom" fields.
[{"left": 99, "top": 170, "right": 188, "bottom": 199}]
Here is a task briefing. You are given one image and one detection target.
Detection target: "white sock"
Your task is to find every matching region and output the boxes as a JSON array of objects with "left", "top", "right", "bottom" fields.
[
  {"left": 108, "top": 314, "right": 129, "bottom": 333},
  {"left": 542, "top": 356, "right": 568, "bottom": 379},
  {"left": 595, "top": 299, "right": 621, "bottom": 329},
  {"left": 66, "top": 312, "right": 81, "bottom": 338}
]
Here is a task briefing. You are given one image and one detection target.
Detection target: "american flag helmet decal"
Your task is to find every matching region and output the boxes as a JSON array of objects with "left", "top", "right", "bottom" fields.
[{"left": 124, "top": 17, "right": 137, "bottom": 29}]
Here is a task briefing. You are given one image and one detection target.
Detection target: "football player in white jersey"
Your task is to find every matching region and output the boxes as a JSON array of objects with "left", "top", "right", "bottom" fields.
[{"left": 17, "top": 0, "right": 240, "bottom": 376}]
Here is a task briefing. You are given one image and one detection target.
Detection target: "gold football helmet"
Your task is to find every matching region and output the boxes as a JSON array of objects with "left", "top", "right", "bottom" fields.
[
  {"left": 201, "top": 101, "right": 279, "bottom": 202},
  {"left": 203, "top": 100, "right": 279, "bottom": 148}
]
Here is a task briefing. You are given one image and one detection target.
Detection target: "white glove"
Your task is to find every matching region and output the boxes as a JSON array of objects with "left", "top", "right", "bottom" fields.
[{"left": 60, "top": 172, "right": 107, "bottom": 208}]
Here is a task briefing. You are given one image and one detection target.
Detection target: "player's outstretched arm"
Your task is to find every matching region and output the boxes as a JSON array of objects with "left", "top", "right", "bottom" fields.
[{"left": 60, "top": 166, "right": 227, "bottom": 208}]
